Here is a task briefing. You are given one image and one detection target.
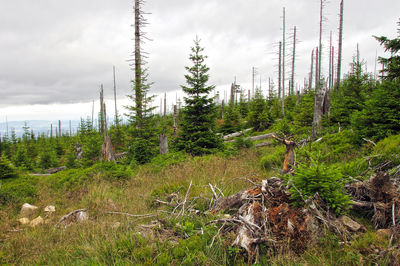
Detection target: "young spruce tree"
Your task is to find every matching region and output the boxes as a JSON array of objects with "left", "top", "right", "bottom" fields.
[{"left": 178, "top": 37, "right": 222, "bottom": 156}]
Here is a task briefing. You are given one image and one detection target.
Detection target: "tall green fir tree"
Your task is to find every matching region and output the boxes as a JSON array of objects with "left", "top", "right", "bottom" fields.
[
  {"left": 178, "top": 37, "right": 223, "bottom": 156},
  {"left": 374, "top": 19, "right": 400, "bottom": 80},
  {"left": 247, "top": 88, "right": 272, "bottom": 131}
]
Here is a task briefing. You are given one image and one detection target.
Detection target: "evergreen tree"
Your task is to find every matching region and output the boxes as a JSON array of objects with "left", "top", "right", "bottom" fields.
[
  {"left": 247, "top": 88, "right": 271, "bottom": 131},
  {"left": 178, "top": 37, "right": 222, "bottom": 156},
  {"left": 374, "top": 19, "right": 400, "bottom": 80},
  {"left": 221, "top": 101, "right": 241, "bottom": 134},
  {"left": 329, "top": 61, "right": 372, "bottom": 126},
  {"left": 0, "top": 157, "right": 18, "bottom": 180},
  {"left": 352, "top": 79, "right": 400, "bottom": 141}
]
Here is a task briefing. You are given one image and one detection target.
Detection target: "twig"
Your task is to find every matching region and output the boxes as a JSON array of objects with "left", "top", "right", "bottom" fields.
[
  {"left": 209, "top": 221, "right": 226, "bottom": 248},
  {"left": 179, "top": 180, "right": 192, "bottom": 216},
  {"left": 209, "top": 183, "right": 218, "bottom": 200},
  {"left": 362, "top": 138, "right": 376, "bottom": 146},
  {"left": 392, "top": 203, "right": 396, "bottom": 226},
  {"left": 107, "top": 211, "right": 157, "bottom": 218},
  {"left": 154, "top": 199, "right": 176, "bottom": 207}
]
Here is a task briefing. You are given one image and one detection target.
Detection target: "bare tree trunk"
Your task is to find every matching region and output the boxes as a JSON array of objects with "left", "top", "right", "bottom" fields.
[
  {"left": 291, "top": 26, "right": 296, "bottom": 96},
  {"left": 309, "top": 49, "right": 314, "bottom": 90},
  {"left": 50, "top": 124, "right": 53, "bottom": 138},
  {"left": 134, "top": 0, "right": 143, "bottom": 128},
  {"left": 252, "top": 67, "right": 255, "bottom": 98},
  {"left": 315, "top": 47, "right": 319, "bottom": 92},
  {"left": 221, "top": 99, "right": 225, "bottom": 119},
  {"left": 173, "top": 105, "right": 177, "bottom": 138},
  {"left": 271, "top": 135, "right": 296, "bottom": 174},
  {"left": 335, "top": 0, "right": 344, "bottom": 91},
  {"left": 331, "top": 46, "right": 335, "bottom": 89},
  {"left": 278, "top": 41, "right": 282, "bottom": 100},
  {"left": 164, "top": 92, "right": 167, "bottom": 117},
  {"left": 58, "top": 120, "right": 61, "bottom": 138},
  {"left": 317, "top": 0, "right": 324, "bottom": 93},
  {"left": 230, "top": 83, "right": 235, "bottom": 105},
  {"left": 159, "top": 134, "right": 168, "bottom": 154},
  {"left": 113, "top": 66, "right": 119, "bottom": 126},
  {"left": 99, "top": 84, "right": 105, "bottom": 135},
  {"left": 282, "top": 7, "right": 286, "bottom": 101},
  {"left": 328, "top": 31, "right": 332, "bottom": 89}
]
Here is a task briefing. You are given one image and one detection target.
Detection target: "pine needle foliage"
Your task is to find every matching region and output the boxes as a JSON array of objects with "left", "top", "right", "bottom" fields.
[
  {"left": 288, "top": 151, "right": 350, "bottom": 216},
  {"left": 177, "top": 37, "right": 223, "bottom": 156}
]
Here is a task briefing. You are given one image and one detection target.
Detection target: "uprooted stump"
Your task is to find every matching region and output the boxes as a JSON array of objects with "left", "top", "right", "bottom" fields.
[
  {"left": 348, "top": 171, "right": 400, "bottom": 238},
  {"left": 209, "top": 177, "right": 358, "bottom": 258}
]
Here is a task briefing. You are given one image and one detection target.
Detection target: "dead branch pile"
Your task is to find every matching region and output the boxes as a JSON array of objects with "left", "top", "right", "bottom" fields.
[
  {"left": 208, "top": 177, "right": 358, "bottom": 258},
  {"left": 348, "top": 171, "right": 400, "bottom": 238}
]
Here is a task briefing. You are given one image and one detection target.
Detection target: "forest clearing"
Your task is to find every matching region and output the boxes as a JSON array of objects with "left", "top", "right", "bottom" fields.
[{"left": 1, "top": 0, "right": 400, "bottom": 265}]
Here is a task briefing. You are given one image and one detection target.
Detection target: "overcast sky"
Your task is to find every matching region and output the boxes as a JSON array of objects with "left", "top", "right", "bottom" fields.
[{"left": 0, "top": 0, "right": 399, "bottom": 122}]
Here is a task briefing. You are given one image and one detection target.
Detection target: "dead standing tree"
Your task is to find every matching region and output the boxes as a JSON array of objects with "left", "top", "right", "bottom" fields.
[
  {"left": 335, "top": 0, "right": 344, "bottom": 92},
  {"left": 312, "top": 0, "right": 327, "bottom": 139},
  {"left": 290, "top": 26, "right": 297, "bottom": 96}
]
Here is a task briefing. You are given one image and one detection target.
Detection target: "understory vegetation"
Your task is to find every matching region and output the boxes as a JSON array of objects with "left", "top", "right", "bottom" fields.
[{"left": 1, "top": 11, "right": 400, "bottom": 266}]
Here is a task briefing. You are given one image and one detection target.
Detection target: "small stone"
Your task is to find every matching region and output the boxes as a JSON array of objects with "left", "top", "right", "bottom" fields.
[
  {"left": 339, "top": 215, "right": 362, "bottom": 232},
  {"left": 29, "top": 216, "right": 44, "bottom": 227},
  {"left": 18, "top": 217, "right": 30, "bottom": 225},
  {"left": 224, "top": 214, "right": 232, "bottom": 219},
  {"left": 44, "top": 205, "right": 56, "bottom": 213},
  {"left": 20, "top": 203, "right": 38, "bottom": 217}
]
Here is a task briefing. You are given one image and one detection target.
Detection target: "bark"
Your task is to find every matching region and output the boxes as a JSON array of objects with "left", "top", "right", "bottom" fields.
[
  {"left": 271, "top": 134, "right": 296, "bottom": 174},
  {"left": 159, "top": 133, "right": 169, "bottom": 154},
  {"left": 309, "top": 49, "right": 314, "bottom": 90},
  {"left": 101, "top": 135, "right": 115, "bottom": 162},
  {"left": 335, "top": 0, "right": 344, "bottom": 91},
  {"left": 113, "top": 66, "right": 119, "bottom": 126},
  {"left": 278, "top": 41, "right": 282, "bottom": 100},
  {"left": 173, "top": 105, "right": 177, "bottom": 138},
  {"left": 291, "top": 26, "right": 297, "bottom": 96},
  {"left": 134, "top": 0, "right": 143, "bottom": 126},
  {"left": 45, "top": 166, "right": 66, "bottom": 174}
]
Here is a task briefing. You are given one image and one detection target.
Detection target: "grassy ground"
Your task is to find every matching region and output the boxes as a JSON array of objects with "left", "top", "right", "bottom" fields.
[{"left": 0, "top": 146, "right": 397, "bottom": 265}]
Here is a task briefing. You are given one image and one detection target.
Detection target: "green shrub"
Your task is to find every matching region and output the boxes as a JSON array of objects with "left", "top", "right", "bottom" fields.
[
  {"left": 0, "top": 157, "right": 18, "bottom": 180},
  {"left": 335, "top": 158, "right": 369, "bottom": 179},
  {"left": 90, "top": 161, "right": 134, "bottom": 181},
  {"left": 309, "top": 130, "right": 359, "bottom": 163},
  {"left": 0, "top": 176, "right": 38, "bottom": 205},
  {"left": 288, "top": 152, "right": 350, "bottom": 215},
  {"left": 372, "top": 134, "right": 400, "bottom": 167},
  {"left": 233, "top": 136, "right": 253, "bottom": 150},
  {"left": 260, "top": 145, "right": 285, "bottom": 171},
  {"left": 150, "top": 152, "right": 188, "bottom": 169}
]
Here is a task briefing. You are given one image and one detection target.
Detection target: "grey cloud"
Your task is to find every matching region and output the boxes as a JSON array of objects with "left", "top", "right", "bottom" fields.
[{"left": 0, "top": 0, "right": 399, "bottom": 108}]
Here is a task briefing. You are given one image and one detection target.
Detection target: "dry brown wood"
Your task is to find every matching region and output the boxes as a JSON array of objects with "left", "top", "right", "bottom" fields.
[{"left": 107, "top": 211, "right": 157, "bottom": 218}]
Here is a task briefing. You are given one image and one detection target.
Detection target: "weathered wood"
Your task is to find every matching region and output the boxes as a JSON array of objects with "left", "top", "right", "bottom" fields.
[
  {"left": 46, "top": 166, "right": 66, "bottom": 174},
  {"left": 75, "top": 143, "right": 83, "bottom": 159},
  {"left": 271, "top": 135, "right": 296, "bottom": 174},
  {"left": 159, "top": 133, "right": 168, "bottom": 154},
  {"left": 101, "top": 135, "right": 115, "bottom": 162},
  {"left": 223, "top": 128, "right": 252, "bottom": 140}
]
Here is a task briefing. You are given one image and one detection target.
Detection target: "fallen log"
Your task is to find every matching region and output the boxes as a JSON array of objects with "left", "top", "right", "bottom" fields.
[
  {"left": 45, "top": 166, "right": 66, "bottom": 174},
  {"left": 223, "top": 128, "right": 253, "bottom": 140},
  {"left": 225, "top": 133, "right": 277, "bottom": 143}
]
